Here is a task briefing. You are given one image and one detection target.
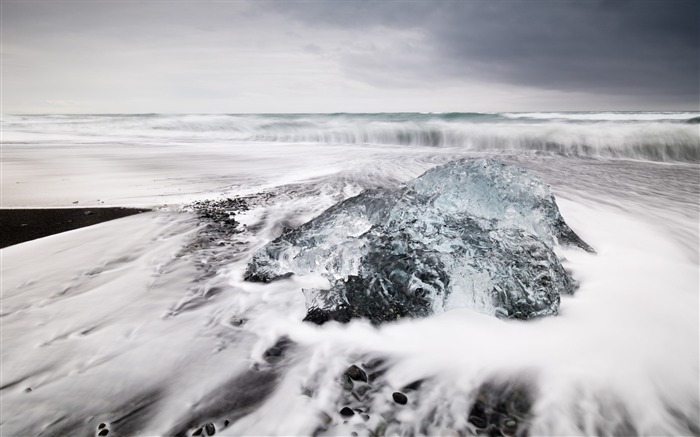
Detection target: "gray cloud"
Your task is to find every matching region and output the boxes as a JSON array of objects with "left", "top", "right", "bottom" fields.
[
  {"left": 267, "top": 0, "right": 699, "bottom": 107},
  {"left": 2, "top": 0, "right": 698, "bottom": 112}
]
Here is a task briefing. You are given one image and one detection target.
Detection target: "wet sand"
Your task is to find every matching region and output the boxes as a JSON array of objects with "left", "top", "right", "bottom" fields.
[{"left": 0, "top": 207, "right": 150, "bottom": 248}]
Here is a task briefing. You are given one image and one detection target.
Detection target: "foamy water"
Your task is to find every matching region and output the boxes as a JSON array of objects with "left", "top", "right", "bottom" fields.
[{"left": 1, "top": 113, "right": 698, "bottom": 436}]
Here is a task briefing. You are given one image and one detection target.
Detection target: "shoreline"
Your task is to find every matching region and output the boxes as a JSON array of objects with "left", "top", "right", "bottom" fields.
[{"left": 0, "top": 207, "right": 150, "bottom": 248}]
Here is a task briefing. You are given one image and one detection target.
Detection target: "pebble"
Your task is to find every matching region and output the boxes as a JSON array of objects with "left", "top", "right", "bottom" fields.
[
  {"left": 345, "top": 365, "right": 368, "bottom": 382},
  {"left": 265, "top": 347, "right": 282, "bottom": 357},
  {"left": 341, "top": 375, "right": 354, "bottom": 391},
  {"left": 356, "top": 385, "right": 370, "bottom": 396},
  {"left": 98, "top": 429, "right": 109, "bottom": 436},
  {"left": 468, "top": 415, "right": 487, "bottom": 429},
  {"left": 98, "top": 423, "right": 106, "bottom": 429},
  {"left": 204, "top": 422, "right": 216, "bottom": 435},
  {"left": 504, "top": 418, "right": 517, "bottom": 429},
  {"left": 392, "top": 392, "right": 408, "bottom": 405},
  {"left": 340, "top": 407, "right": 355, "bottom": 417},
  {"left": 193, "top": 428, "right": 203, "bottom": 436}
]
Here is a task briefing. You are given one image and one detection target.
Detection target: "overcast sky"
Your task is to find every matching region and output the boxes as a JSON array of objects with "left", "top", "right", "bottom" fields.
[{"left": 2, "top": 0, "right": 699, "bottom": 113}]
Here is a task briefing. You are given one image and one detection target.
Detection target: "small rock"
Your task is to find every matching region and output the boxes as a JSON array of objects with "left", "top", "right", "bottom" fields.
[
  {"left": 341, "top": 375, "right": 353, "bottom": 391},
  {"left": 361, "top": 413, "right": 370, "bottom": 421},
  {"left": 24, "top": 387, "right": 32, "bottom": 393},
  {"left": 340, "top": 407, "right": 355, "bottom": 417},
  {"left": 223, "top": 420, "right": 230, "bottom": 427},
  {"left": 98, "top": 423, "right": 106, "bottom": 429},
  {"left": 468, "top": 414, "right": 487, "bottom": 429},
  {"left": 345, "top": 365, "right": 368, "bottom": 382},
  {"left": 98, "top": 429, "right": 109, "bottom": 437},
  {"left": 204, "top": 422, "right": 215, "bottom": 435},
  {"left": 83, "top": 210, "right": 93, "bottom": 216},
  {"left": 356, "top": 385, "right": 370, "bottom": 396},
  {"left": 265, "top": 347, "right": 282, "bottom": 357},
  {"left": 193, "top": 428, "right": 203, "bottom": 436},
  {"left": 73, "top": 201, "right": 79, "bottom": 204},
  {"left": 392, "top": 392, "right": 408, "bottom": 405},
  {"left": 503, "top": 418, "right": 518, "bottom": 432}
]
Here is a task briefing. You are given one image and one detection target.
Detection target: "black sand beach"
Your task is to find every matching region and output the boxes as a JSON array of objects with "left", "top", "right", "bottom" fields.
[{"left": 0, "top": 207, "right": 149, "bottom": 248}]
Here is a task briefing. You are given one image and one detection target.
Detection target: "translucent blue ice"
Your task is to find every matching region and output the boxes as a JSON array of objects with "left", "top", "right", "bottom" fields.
[{"left": 245, "top": 158, "right": 593, "bottom": 323}]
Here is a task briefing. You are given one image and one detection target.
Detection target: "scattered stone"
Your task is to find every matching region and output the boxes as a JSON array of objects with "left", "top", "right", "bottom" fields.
[
  {"left": 351, "top": 432, "right": 358, "bottom": 436},
  {"left": 504, "top": 418, "right": 518, "bottom": 430},
  {"left": 346, "top": 365, "right": 368, "bottom": 383},
  {"left": 263, "top": 336, "right": 293, "bottom": 363},
  {"left": 355, "top": 385, "right": 371, "bottom": 396},
  {"left": 265, "top": 347, "right": 282, "bottom": 357},
  {"left": 340, "top": 407, "right": 355, "bottom": 417},
  {"left": 98, "top": 429, "right": 109, "bottom": 436},
  {"left": 361, "top": 413, "right": 370, "bottom": 421},
  {"left": 392, "top": 392, "right": 408, "bottom": 405},
  {"left": 24, "top": 387, "right": 32, "bottom": 393},
  {"left": 204, "top": 422, "right": 216, "bottom": 435},
  {"left": 193, "top": 427, "right": 203, "bottom": 436},
  {"left": 83, "top": 210, "right": 93, "bottom": 216},
  {"left": 98, "top": 423, "right": 106, "bottom": 429},
  {"left": 342, "top": 375, "right": 354, "bottom": 391},
  {"left": 468, "top": 402, "right": 488, "bottom": 429},
  {"left": 223, "top": 420, "right": 230, "bottom": 427},
  {"left": 467, "top": 378, "right": 533, "bottom": 435},
  {"left": 190, "top": 197, "right": 249, "bottom": 224}
]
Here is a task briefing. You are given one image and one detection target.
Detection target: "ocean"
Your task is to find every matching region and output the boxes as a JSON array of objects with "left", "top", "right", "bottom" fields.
[{"left": 1, "top": 112, "right": 699, "bottom": 436}]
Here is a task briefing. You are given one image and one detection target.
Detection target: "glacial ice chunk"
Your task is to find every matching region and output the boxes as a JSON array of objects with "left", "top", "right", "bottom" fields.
[{"left": 245, "top": 158, "right": 592, "bottom": 323}]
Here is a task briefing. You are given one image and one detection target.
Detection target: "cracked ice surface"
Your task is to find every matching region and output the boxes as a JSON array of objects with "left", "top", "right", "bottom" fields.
[{"left": 245, "top": 158, "right": 592, "bottom": 323}]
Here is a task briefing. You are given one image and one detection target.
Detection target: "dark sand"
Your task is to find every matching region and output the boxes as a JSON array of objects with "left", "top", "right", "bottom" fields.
[{"left": 0, "top": 207, "right": 150, "bottom": 248}]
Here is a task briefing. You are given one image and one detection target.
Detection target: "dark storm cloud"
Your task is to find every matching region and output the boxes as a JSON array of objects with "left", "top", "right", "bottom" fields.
[
  {"left": 2, "top": 0, "right": 698, "bottom": 112},
  {"left": 267, "top": 0, "right": 700, "bottom": 107}
]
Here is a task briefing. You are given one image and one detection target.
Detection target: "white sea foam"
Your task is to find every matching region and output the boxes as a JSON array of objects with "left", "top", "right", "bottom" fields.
[
  {"left": 3, "top": 113, "right": 699, "bottom": 162},
  {"left": 0, "top": 113, "right": 698, "bottom": 436},
  {"left": 501, "top": 111, "right": 700, "bottom": 121}
]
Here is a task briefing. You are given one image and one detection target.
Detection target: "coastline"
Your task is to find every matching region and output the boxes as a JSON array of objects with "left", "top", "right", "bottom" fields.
[{"left": 0, "top": 207, "right": 150, "bottom": 248}]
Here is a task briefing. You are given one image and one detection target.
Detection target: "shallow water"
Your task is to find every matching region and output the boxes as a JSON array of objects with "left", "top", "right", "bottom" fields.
[{"left": 1, "top": 113, "right": 698, "bottom": 436}]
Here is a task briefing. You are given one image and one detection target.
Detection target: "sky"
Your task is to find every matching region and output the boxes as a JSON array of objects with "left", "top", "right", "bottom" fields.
[{"left": 2, "top": 0, "right": 699, "bottom": 113}]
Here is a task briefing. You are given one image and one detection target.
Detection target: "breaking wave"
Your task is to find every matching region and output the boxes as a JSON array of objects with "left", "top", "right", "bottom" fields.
[{"left": 2, "top": 112, "right": 699, "bottom": 163}]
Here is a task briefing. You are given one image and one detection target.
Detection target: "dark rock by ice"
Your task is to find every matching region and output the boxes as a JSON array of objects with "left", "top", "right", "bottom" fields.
[
  {"left": 345, "top": 365, "right": 368, "bottom": 383},
  {"left": 340, "top": 407, "right": 355, "bottom": 417},
  {"left": 245, "top": 158, "right": 593, "bottom": 323},
  {"left": 392, "top": 392, "right": 408, "bottom": 405}
]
